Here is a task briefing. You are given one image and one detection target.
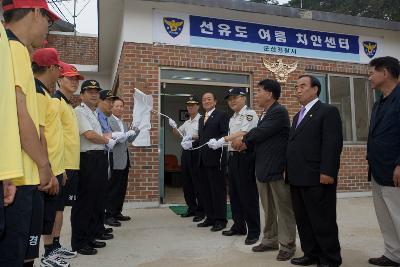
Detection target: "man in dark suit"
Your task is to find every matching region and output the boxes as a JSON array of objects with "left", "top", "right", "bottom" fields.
[
  {"left": 233, "top": 79, "right": 296, "bottom": 261},
  {"left": 195, "top": 92, "right": 229, "bottom": 232},
  {"left": 367, "top": 57, "right": 400, "bottom": 267},
  {"left": 287, "top": 75, "right": 343, "bottom": 267}
]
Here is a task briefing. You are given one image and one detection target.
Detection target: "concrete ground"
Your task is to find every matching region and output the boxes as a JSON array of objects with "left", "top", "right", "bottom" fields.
[{"left": 42, "top": 197, "right": 383, "bottom": 267}]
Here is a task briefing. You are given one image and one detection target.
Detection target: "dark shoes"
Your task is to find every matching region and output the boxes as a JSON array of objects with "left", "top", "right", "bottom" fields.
[
  {"left": 193, "top": 215, "right": 205, "bottom": 222},
  {"left": 96, "top": 233, "right": 114, "bottom": 240},
  {"left": 369, "top": 255, "right": 400, "bottom": 266},
  {"left": 291, "top": 255, "right": 319, "bottom": 266},
  {"left": 181, "top": 210, "right": 195, "bottom": 218},
  {"left": 210, "top": 222, "right": 226, "bottom": 232},
  {"left": 277, "top": 250, "right": 295, "bottom": 261},
  {"left": 222, "top": 229, "right": 246, "bottom": 236},
  {"left": 245, "top": 237, "right": 259, "bottom": 245},
  {"left": 252, "top": 243, "right": 279, "bottom": 252},
  {"left": 76, "top": 245, "right": 97, "bottom": 255},
  {"left": 197, "top": 220, "right": 214, "bottom": 227},
  {"left": 88, "top": 240, "right": 106, "bottom": 249},
  {"left": 317, "top": 264, "right": 338, "bottom": 267},
  {"left": 115, "top": 214, "right": 131, "bottom": 221},
  {"left": 104, "top": 227, "right": 113, "bottom": 234},
  {"left": 105, "top": 217, "right": 122, "bottom": 227}
]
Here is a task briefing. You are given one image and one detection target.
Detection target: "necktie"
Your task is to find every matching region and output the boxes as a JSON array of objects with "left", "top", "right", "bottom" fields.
[
  {"left": 204, "top": 112, "right": 209, "bottom": 124},
  {"left": 296, "top": 106, "right": 306, "bottom": 128}
]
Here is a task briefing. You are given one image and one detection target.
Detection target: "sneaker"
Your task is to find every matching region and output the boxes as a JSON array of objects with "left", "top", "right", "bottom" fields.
[
  {"left": 40, "top": 255, "right": 70, "bottom": 267},
  {"left": 52, "top": 246, "right": 78, "bottom": 259}
]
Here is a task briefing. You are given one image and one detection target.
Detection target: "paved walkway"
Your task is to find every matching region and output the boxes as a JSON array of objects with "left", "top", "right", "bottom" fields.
[{"left": 47, "top": 197, "right": 382, "bottom": 267}]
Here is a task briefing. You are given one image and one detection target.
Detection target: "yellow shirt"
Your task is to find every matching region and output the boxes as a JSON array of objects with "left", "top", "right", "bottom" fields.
[
  {"left": 54, "top": 91, "right": 80, "bottom": 170},
  {"left": 0, "top": 25, "right": 23, "bottom": 180},
  {"left": 36, "top": 80, "right": 65, "bottom": 176},
  {"left": 7, "top": 29, "right": 40, "bottom": 186}
]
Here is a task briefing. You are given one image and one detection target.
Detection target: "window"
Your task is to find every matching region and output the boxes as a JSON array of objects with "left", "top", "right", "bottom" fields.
[{"left": 310, "top": 73, "right": 374, "bottom": 142}]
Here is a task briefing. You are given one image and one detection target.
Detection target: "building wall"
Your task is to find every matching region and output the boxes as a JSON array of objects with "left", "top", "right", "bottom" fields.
[
  {"left": 104, "top": 0, "right": 400, "bottom": 97},
  {"left": 48, "top": 32, "right": 98, "bottom": 66},
  {"left": 118, "top": 42, "right": 371, "bottom": 202}
]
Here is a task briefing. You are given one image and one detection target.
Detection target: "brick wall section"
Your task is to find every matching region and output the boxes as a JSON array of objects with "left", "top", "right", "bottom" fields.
[
  {"left": 117, "top": 42, "right": 371, "bottom": 202},
  {"left": 47, "top": 33, "right": 98, "bottom": 65}
]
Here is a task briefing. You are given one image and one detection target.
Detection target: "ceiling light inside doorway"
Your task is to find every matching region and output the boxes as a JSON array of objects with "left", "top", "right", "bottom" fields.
[
  {"left": 181, "top": 77, "right": 195, "bottom": 80},
  {"left": 198, "top": 77, "right": 212, "bottom": 81}
]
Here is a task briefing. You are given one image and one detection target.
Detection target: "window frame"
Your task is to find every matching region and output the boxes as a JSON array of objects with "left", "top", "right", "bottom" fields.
[{"left": 308, "top": 72, "right": 374, "bottom": 144}]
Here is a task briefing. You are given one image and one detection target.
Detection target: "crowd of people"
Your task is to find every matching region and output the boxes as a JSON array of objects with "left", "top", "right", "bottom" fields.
[
  {"left": 169, "top": 62, "right": 400, "bottom": 267},
  {"left": 0, "top": 1, "right": 138, "bottom": 266}
]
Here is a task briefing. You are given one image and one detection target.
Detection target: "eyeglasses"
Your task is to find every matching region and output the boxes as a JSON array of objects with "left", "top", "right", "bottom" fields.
[{"left": 39, "top": 9, "right": 54, "bottom": 27}]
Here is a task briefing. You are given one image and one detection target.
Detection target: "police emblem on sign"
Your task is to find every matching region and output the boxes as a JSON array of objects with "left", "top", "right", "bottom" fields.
[
  {"left": 163, "top": 17, "right": 184, "bottom": 38},
  {"left": 362, "top": 41, "right": 378, "bottom": 58}
]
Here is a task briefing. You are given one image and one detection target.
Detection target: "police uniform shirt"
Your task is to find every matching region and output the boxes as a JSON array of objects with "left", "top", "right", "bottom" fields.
[
  {"left": 75, "top": 103, "right": 105, "bottom": 152},
  {"left": 178, "top": 113, "right": 201, "bottom": 138},
  {"left": 228, "top": 105, "right": 258, "bottom": 151}
]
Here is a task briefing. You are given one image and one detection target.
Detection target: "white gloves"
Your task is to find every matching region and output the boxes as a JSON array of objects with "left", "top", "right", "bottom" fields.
[
  {"left": 207, "top": 137, "right": 225, "bottom": 150},
  {"left": 169, "top": 118, "right": 177, "bottom": 129},
  {"left": 182, "top": 135, "right": 192, "bottom": 142},
  {"left": 126, "top": 129, "right": 137, "bottom": 138},
  {"left": 112, "top": 132, "right": 125, "bottom": 140},
  {"left": 106, "top": 138, "right": 117, "bottom": 150},
  {"left": 181, "top": 140, "right": 193, "bottom": 150}
]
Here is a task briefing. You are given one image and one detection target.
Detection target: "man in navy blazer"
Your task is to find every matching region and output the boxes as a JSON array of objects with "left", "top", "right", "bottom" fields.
[
  {"left": 367, "top": 56, "right": 400, "bottom": 267},
  {"left": 287, "top": 75, "right": 343, "bottom": 267},
  {"left": 196, "top": 92, "right": 229, "bottom": 232}
]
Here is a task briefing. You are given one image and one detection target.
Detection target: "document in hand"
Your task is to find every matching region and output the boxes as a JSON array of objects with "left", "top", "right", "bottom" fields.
[{"left": 132, "top": 88, "right": 153, "bottom": 147}]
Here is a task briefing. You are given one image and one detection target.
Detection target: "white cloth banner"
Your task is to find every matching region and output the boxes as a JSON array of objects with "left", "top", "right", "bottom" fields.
[{"left": 132, "top": 88, "right": 153, "bottom": 147}]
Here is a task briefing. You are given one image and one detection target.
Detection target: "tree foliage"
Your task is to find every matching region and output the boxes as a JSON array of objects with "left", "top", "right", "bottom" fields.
[{"left": 285, "top": 0, "right": 400, "bottom": 21}]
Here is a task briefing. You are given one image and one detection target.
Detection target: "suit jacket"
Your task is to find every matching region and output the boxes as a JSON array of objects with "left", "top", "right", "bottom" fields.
[
  {"left": 108, "top": 115, "right": 139, "bottom": 170},
  {"left": 197, "top": 109, "right": 229, "bottom": 167},
  {"left": 367, "top": 85, "right": 400, "bottom": 186},
  {"left": 243, "top": 102, "right": 289, "bottom": 183},
  {"left": 286, "top": 100, "right": 343, "bottom": 186}
]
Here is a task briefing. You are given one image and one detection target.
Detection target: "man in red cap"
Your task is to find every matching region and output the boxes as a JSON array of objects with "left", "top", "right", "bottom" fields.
[
  {"left": 32, "top": 48, "right": 73, "bottom": 267},
  {"left": 52, "top": 63, "right": 85, "bottom": 258},
  {"left": 0, "top": 0, "right": 60, "bottom": 266}
]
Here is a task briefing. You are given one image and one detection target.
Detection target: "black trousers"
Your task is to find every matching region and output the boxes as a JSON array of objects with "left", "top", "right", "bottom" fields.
[
  {"left": 290, "top": 185, "right": 342, "bottom": 266},
  {"left": 228, "top": 151, "right": 260, "bottom": 238},
  {"left": 106, "top": 153, "right": 129, "bottom": 218},
  {"left": 71, "top": 150, "right": 108, "bottom": 251},
  {"left": 0, "top": 185, "right": 36, "bottom": 267},
  {"left": 181, "top": 150, "right": 204, "bottom": 217},
  {"left": 199, "top": 160, "right": 227, "bottom": 223},
  {"left": 0, "top": 182, "right": 3, "bottom": 238}
]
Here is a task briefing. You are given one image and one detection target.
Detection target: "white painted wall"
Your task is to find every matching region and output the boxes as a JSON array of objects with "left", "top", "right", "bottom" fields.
[
  {"left": 105, "top": 0, "right": 400, "bottom": 93},
  {"left": 120, "top": 0, "right": 400, "bottom": 51}
]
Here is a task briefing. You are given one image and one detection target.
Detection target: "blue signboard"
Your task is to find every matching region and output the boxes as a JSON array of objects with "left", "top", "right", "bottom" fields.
[{"left": 189, "top": 15, "right": 360, "bottom": 61}]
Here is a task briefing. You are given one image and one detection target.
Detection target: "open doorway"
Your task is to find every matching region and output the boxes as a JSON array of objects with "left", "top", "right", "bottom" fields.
[{"left": 159, "top": 69, "right": 251, "bottom": 204}]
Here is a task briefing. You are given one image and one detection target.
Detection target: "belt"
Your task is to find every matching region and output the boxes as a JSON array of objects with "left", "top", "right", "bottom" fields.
[
  {"left": 229, "top": 150, "right": 247, "bottom": 156},
  {"left": 81, "top": 150, "right": 107, "bottom": 155}
]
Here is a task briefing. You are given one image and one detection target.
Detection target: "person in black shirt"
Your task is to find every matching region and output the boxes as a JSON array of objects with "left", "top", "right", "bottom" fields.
[{"left": 367, "top": 56, "right": 400, "bottom": 267}]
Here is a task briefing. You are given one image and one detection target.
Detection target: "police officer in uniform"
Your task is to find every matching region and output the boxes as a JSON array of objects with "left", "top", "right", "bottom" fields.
[
  {"left": 208, "top": 88, "right": 260, "bottom": 245},
  {"left": 71, "top": 80, "right": 117, "bottom": 255},
  {"left": 169, "top": 96, "right": 205, "bottom": 222}
]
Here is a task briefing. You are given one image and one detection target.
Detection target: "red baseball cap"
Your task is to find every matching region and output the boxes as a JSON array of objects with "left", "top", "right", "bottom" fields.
[
  {"left": 2, "top": 0, "right": 60, "bottom": 22},
  {"left": 32, "top": 48, "right": 62, "bottom": 67},
  {"left": 60, "top": 62, "right": 84, "bottom": 80}
]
